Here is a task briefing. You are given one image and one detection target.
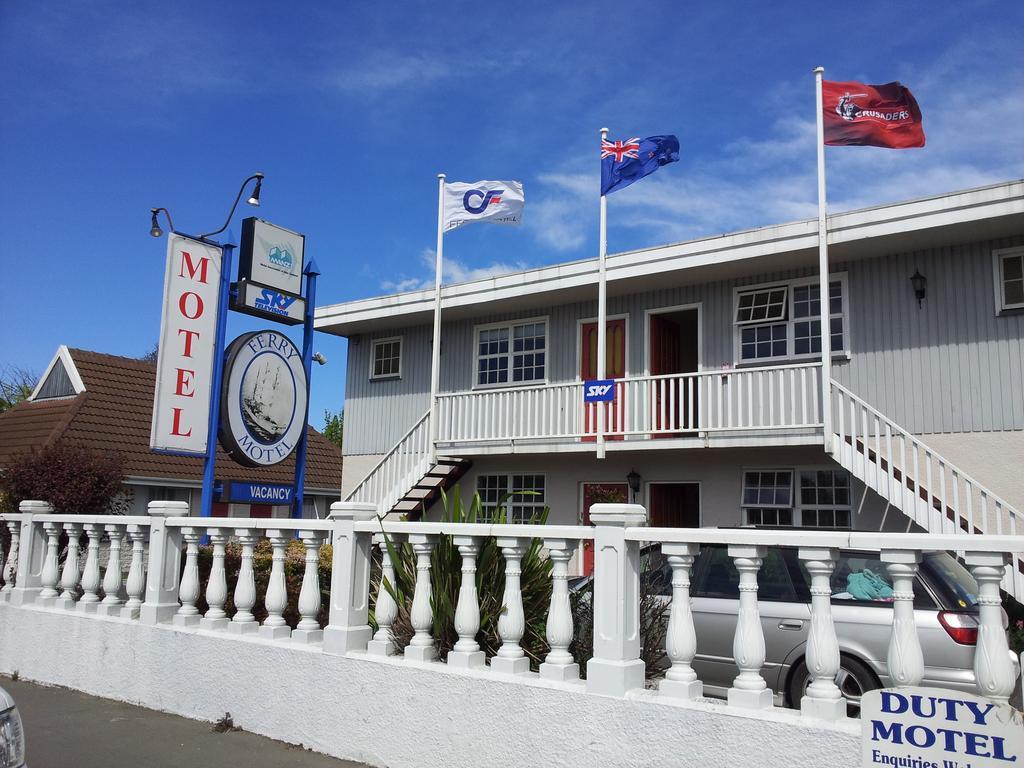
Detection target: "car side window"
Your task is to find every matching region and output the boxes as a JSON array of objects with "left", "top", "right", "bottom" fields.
[
  {"left": 693, "top": 546, "right": 798, "bottom": 601},
  {"left": 796, "top": 551, "right": 936, "bottom": 609}
]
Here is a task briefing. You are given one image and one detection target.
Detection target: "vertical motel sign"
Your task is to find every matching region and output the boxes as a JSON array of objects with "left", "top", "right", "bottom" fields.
[{"left": 150, "top": 234, "right": 223, "bottom": 455}]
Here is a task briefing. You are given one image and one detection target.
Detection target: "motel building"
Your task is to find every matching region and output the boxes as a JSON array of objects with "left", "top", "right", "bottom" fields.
[
  {"left": 316, "top": 180, "right": 1024, "bottom": 578},
  {"left": 0, "top": 346, "right": 343, "bottom": 518}
]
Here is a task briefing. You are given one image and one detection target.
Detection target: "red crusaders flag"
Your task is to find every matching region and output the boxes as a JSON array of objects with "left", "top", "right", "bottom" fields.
[{"left": 822, "top": 80, "right": 925, "bottom": 148}]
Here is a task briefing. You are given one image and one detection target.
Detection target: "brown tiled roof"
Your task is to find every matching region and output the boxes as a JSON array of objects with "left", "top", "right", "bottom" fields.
[{"left": 0, "top": 349, "right": 343, "bottom": 491}]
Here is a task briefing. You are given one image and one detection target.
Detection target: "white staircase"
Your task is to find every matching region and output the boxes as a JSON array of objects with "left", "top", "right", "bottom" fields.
[
  {"left": 830, "top": 381, "right": 1024, "bottom": 602},
  {"left": 344, "top": 412, "right": 472, "bottom": 517}
]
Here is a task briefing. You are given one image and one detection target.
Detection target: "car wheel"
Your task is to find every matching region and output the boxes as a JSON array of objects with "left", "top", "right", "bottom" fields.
[{"left": 787, "top": 655, "right": 879, "bottom": 718}]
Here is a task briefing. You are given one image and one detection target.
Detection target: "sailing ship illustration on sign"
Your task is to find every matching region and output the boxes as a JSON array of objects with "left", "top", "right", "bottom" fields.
[{"left": 240, "top": 356, "right": 294, "bottom": 443}]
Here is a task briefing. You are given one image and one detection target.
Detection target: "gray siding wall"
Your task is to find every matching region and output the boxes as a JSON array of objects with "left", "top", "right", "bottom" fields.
[{"left": 344, "top": 234, "right": 1024, "bottom": 455}]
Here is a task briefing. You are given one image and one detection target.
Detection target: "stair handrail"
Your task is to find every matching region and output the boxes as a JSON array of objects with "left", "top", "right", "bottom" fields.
[
  {"left": 344, "top": 410, "right": 432, "bottom": 503},
  {"left": 830, "top": 379, "right": 1022, "bottom": 525}
]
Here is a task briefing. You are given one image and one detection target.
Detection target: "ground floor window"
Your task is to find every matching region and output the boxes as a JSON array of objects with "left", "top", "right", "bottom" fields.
[
  {"left": 741, "top": 468, "right": 852, "bottom": 529},
  {"left": 476, "top": 473, "right": 546, "bottom": 523}
]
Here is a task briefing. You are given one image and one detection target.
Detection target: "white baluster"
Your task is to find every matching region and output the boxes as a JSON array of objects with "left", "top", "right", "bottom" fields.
[
  {"left": 173, "top": 527, "right": 202, "bottom": 627},
  {"left": 1, "top": 521, "right": 20, "bottom": 597},
  {"left": 659, "top": 543, "right": 701, "bottom": 699},
  {"left": 404, "top": 534, "right": 437, "bottom": 662},
  {"left": 98, "top": 524, "right": 125, "bottom": 616},
  {"left": 293, "top": 530, "right": 325, "bottom": 644},
  {"left": 56, "top": 522, "right": 82, "bottom": 608},
  {"left": 121, "top": 525, "right": 147, "bottom": 619},
  {"left": 727, "top": 545, "right": 772, "bottom": 708},
  {"left": 492, "top": 538, "right": 530, "bottom": 675},
  {"left": 798, "top": 547, "right": 845, "bottom": 719},
  {"left": 966, "top": 551, "right": 1016, "bottom": 703},
  {"left": 539, "top": 538, "right": 578, "bottom": 681},
  {"left": 227, "top": 529, "right": 259, "bottom": 635},
  {"left": 368, "top": 534, "right": 400, "bottom": 656},
  {"left": 38, "top": 521, "right": 63, "bottom": 605},
  {"left": 200, "top": 528, "right": 230, "bottom": 630},
  {"left": 448, "top": 536, "right": 485, "bottom": 669},
  {"left": 882, "top": 550, "right": 924, "bottom": 687},
  {"left": 259, "top": 530, "right": 291, "bottom": 640},
  {"left": 77, "top": 523, "right": 103, "bottom": 612}
]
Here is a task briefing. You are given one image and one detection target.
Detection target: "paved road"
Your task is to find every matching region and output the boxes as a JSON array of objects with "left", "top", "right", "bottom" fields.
[{"left": 2, "top": 676, "right": 371, "bottom": 768}]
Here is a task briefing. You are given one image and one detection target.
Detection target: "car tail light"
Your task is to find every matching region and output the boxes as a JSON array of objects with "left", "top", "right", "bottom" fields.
[{"left": 938, "top": 611, "right": 979, "bottom": 645}]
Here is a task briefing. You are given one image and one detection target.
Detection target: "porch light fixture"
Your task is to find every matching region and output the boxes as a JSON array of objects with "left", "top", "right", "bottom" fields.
[
  {"left": 149, "top": 207, "right": 174, "bottom": 238},
  {"left": 910, "top": 270, "right": 927, "bottom": 308},
  {"left": 627, "top": 469, "right": 642, "bottom": 495}
]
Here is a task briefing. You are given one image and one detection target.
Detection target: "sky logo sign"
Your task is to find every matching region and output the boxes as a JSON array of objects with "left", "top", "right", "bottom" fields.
[
  {"left": 254, "top": 288, "right": 298, "bottom": 316},
  {"left": 584, "top": 379, "right": 615, "bottom": 403}
]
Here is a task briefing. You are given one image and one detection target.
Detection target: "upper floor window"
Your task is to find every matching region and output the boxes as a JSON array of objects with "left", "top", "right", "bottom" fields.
[
  {"left": 476, "top": 473, "right": 546, "bottom": 523},
  {"left": 370, "top": 337, "right": 402, "bottom": 380},
  {"left": 475, "top": 319, "right": 546, "bottom": 387},
  {"left": 734, "top": 274, "right": 847, "bottom": 363},
  {"left": 994, "top": 246, "right": 1024, "bottom": 313},
  {"left": 740, "top": 468, "right": 852, "bottom": 529}
]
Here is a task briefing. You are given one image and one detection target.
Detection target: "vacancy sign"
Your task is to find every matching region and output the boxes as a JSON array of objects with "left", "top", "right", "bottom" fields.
[{"left": 150, "top": 234, "right": 223, "bottom": 455}]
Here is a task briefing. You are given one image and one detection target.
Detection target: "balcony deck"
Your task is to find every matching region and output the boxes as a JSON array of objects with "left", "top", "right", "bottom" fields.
[{"left": 435, "top": 362, "right": 824, "bottom": 455}]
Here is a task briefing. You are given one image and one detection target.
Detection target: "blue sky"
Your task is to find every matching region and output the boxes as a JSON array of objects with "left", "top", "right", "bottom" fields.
[{"left": 2, "top": 1, "right": 1022, "bottom": 425}]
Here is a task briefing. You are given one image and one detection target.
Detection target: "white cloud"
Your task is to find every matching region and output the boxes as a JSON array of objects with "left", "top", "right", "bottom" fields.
[{"left": 379, "top": 248, "right": 529, "bottom": 293}]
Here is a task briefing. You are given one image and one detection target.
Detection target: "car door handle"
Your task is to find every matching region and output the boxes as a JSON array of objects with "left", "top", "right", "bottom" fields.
[{"left": 778, "top": 619, "right": 804, "bottom": 631}]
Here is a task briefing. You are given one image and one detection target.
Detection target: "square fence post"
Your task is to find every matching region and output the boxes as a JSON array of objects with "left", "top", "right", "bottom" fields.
[
  {"left": 585, "top": 503, "right": 647, "bottom": 697},
  {"left": 140, "top": 500, "right": 188, "bottom": 625},
  {"left": 11, "top": 501, "right": 53, "bottom": 606},
  {"left": 323, "top": 502, "right": 377, "bottom": 655}
]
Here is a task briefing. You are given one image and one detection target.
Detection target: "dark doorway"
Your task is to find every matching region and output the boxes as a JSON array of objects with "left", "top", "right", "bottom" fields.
[
  {"left": 648, "top": 483, "right": 700, "bottom": 527},
  {"left": 649, "top": 308, "right": 699, "bottom": 434}
]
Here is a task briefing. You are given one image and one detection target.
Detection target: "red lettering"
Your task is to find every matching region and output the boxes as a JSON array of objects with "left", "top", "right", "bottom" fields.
[
  {"left": 170, "top": 407, "right": 192, "bottom": 437},
  {"left": 174, "top": 368, "right": 195, "bottom": 398},
  {"left": 178, "top": 291, "right": 204, "bottom": 319},
  {"left": 178, "top": 251, "right": 211, "bottom": 284},
  {"left": 177, "top": 329, "right": 200, "bottom": 357}
]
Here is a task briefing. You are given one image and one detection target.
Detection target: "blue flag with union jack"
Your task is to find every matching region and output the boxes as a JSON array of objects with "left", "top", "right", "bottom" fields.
[{"left": 600, "top": 134, "right": 680, "bottom": 195}]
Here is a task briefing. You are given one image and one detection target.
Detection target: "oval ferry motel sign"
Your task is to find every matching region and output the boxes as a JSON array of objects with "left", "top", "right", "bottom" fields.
[
  {"left": 218, "top": 330, "right": 308, "bottom": 467},
  {"left": 150, "top": 234, "right": 223, "bottom": 456}
]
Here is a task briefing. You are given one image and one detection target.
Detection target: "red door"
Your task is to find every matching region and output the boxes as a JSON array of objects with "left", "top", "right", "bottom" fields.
[
  {"left": 212, "top": 502, "right": 230, "bottom": 518},
  {"left": 650, "top": 315, "right": 683, "bottom": 436},
  {"left": 581, "top": 318, "right": 626, "bottom": 440},
  {"left": 648, "top": 483, "right": 700, "bottom": 527},
  {"left": 249, "top": 504, "right": 272, "bottom": 518},
  {"left": 581, "top": 482, "right": 629, "bottom": 575}
]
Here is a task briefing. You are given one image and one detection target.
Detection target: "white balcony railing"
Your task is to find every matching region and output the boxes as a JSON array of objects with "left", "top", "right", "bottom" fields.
[
  {"left": 435, "top": 363, "right": 823, "bottom": 445},
  {"left": 3, "top": 497, "right": 1021, "bottom": 722}
]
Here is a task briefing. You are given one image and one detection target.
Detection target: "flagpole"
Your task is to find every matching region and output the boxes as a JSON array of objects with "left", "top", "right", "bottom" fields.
[
  {"left": 596, "top": 127, "right": 609, "bottom": 460},
  {"left": 429, "top": 172, "right": 446, "bottom": 464},
  {"left": 814, "top": 67, "right": 834, "bottom": 455}
]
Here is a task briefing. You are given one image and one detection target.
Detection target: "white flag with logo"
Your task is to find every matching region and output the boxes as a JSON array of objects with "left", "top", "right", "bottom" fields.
[{"left": 443, "top": 180, "right": 524, "bottom": 232}]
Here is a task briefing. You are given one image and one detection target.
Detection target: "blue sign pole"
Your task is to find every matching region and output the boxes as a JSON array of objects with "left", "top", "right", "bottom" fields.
[
  {"left": 291, "top": 258, "right": 320, "bottom": 519},
  {"left": 200, "top": 241, "right": 234, "bottom": 518}
]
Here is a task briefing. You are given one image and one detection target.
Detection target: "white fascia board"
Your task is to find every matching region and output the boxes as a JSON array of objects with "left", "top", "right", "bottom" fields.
[
  {"left": 315, "top": 180, "right": 1024, "bottom": 335},
  {"left": 29, "top": 345, "right": 86, "bottom": 401}
]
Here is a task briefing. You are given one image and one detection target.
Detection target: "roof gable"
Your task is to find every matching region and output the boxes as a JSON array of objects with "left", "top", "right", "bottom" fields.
[{"left": 30, "top": 345, "right": 85, "bottom": 401}]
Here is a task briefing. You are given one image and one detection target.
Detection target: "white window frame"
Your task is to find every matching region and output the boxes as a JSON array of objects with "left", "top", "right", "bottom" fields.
[
  {"left": 472, "top": 316, "right": 549, "bottom": 390},
  {"left": 732, "top": 272, "right": 850, "bottom": 365},
  {"left": 475, "top": 472, "right": 547, "bottom": 523},
  {"left": 369, "top": 336, "right": 403, "bottom": 380},
  {"left": 993, "top": 246, "right": 1024, "bottom": 314},
  {"left": 740, "top": 466, "right": 853, "bottom": 529}
]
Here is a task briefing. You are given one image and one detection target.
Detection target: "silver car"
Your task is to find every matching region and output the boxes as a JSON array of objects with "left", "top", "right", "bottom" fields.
[
  {"left": 641, "top": 545, "right": 1020, "bottom": 716},
  {"left": 0, "top": 685, "right": 26, "bottom": 768}
]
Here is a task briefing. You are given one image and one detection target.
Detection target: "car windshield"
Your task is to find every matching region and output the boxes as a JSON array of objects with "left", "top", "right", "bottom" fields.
[{"left": 925, "top": 552, "right": 979, "bottom": 608}]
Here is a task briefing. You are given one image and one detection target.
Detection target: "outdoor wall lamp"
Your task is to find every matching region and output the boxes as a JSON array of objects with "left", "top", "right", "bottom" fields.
[
  {"left": 312, "top": 352, "right": 327, "bottom": 366},
  {"left": 627, "top": 469, "right": 642, "bottom": 495},
  {"left": 910, "top": 270, "right": 927, "bottom": 307},
  {"left": 149, "top": 207, "right": 174, "bottom": 238},
  {"left": 199, "top": 172, "right": 265, "bottom": 240}
]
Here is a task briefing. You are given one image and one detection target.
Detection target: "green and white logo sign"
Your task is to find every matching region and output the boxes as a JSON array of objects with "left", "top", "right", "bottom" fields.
[{"left": 239, "top": 217, "right": 305, "bottom": 296}]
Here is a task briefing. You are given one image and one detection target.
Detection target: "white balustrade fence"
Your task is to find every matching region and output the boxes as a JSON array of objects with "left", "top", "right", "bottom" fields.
[
  {"left": 435, "top": 363, "right": 823, "bottom": 445},
  {"left": 2, "top": 498, "right": 1022, "bottom": 723}
]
